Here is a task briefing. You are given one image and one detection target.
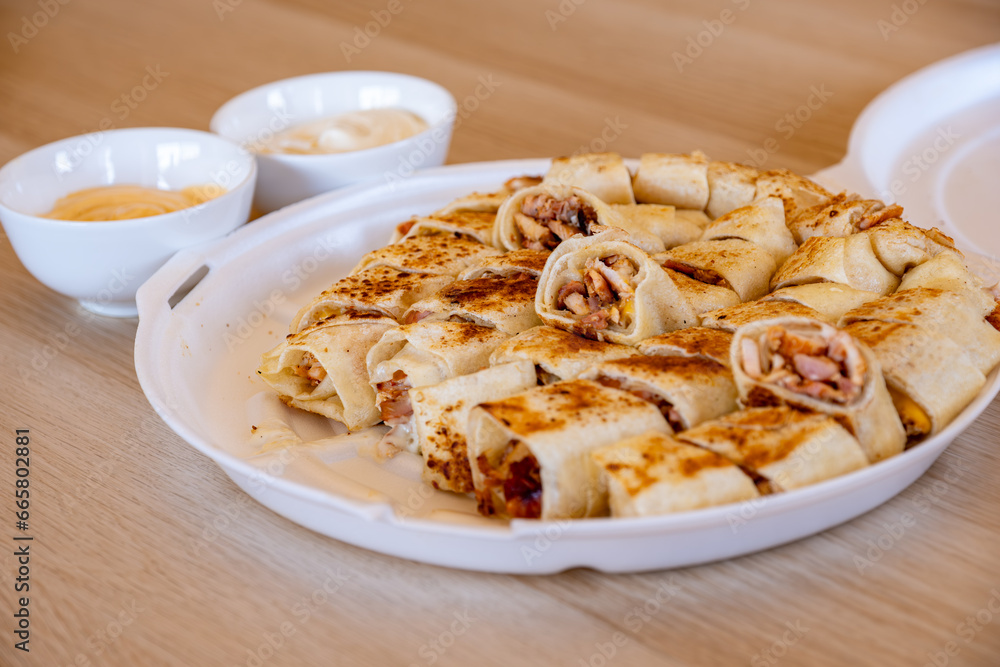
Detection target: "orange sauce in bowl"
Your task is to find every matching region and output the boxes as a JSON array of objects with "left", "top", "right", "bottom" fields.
[{"left": 44, "top": 184, "right": 223, "bottom": 221}]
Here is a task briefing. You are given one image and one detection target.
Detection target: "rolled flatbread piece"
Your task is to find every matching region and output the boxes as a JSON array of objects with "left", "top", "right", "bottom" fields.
[
  {"left": 467, "top": 379, "right": 671, "bottom": 519},
  {"left": 788, "top": 195, "right": 902, "bottom": 244},
  {"left": 493, "top": 183, "right": 663, "bottom": 254},
  {"left": 543, "top": 152, "right": 636, "bottom": 205},
  {"left": 632, "top": 151, "right": 710, "bottom": 210},
  {"left": 488, "top": 325, "right": 641, "bottom": 384},
  {"left": 593, "top": 432, "right": 760, "bottom": 517},
  {"left": 700, "top": 300, "right": 828, "bottom": 332},
  {"left": 391, "top": 210, "right": 497, "bottom": 245},
  {"left": 412, "top": 360, "right": 538, "bottom": 493},
  {"left": 667, "top": 268, "right": 742, "bottom": 317},
  {"left": 367, "top": 321, "right": 510, "bottom": 453},
  {"left": 456, "top": 248, "right": 550, "bottom": 280},
  {"left": 753, "top": 168, "right": 833, "bottom": 218},
  {"left": 351, "top": 234, "right": 502, "bottom": 276},
  {"left": 657, "top": 239, "right": 777, "bottom": 302},
  {"left": 763, "top": 283, "right": 881, "bottom": 324},
  {"left": 897, "top": 250, "right": 996, "bottom": 316},
  {"left": 843, "top": 320, "right": 986, "bottom": 440},
  {"left": 637, "top": 326, "right": 734, "bottom": 368},
  {"left": 706, "top": 161, "right": 760, "bottom": 220},
  {"left": 770, "top": 234, "right": 900, "bottom": 295},
  {"left": 403, "top": 274, "right": 542, "bottom": 335},
  {"left": 433, "top": 175, "right": 543, "bottom": 216},
  {"left": 257, "top": 314, "right": 398, "bottom": 430},
  {"left": 580, "top": 355, "right": 737, "bottom": 431},
  {"left": 731, "top": 316, "right": 906, "bottom": 463},
  {"left": 677, "top": 407, "right": 869, "bottom": 492},
  {"left": 700, "top": 196, "right": 797, "bottom": 265},
  {"left": 865, "top": 218, "right": 957, "bottom": 275},
  {"left": 289, "top": 267, "right": 453, "bottom": 332},
  {"left": 839, "top": 287, "right": 1000, "bottom": 375},
  {"left": 610, "top": 203, "right": 705, "bottom": 249},
  {"left": 535, "top": 230, "right": 708, "bottom": 344}
]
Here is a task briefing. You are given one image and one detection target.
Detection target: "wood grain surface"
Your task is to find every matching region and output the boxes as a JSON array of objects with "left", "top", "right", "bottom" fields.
[{"left": 1, "top": 1, "right": 998, "bottom": 665}]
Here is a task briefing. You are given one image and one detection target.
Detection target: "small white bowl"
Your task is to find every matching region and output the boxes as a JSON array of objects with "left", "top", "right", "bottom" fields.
[
  {"left": 0, "top": 127, "right": 256, "bottom": 317},
  {"left": 209, "top": 71, "right": 457, "bottom": 213}
]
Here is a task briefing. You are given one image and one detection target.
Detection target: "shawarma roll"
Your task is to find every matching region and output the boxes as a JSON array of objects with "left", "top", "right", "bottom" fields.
[
  {"left": 592, "top": 432, "right": 760, "bottom": 518},
  {"left": 580, "top": 355, "right": 737, "bottom": 431},
  {"left": 402, "top": 274, "right": 542, "bottom": 335},
  {"left": 351, "top": 234, "right": 502, "bottom": 276},
  {"left": 753, "top": 168, "right": 833, "bottom": 218},
  {"left": 637, "top": 326, "right": 734, "bottom": 368},
  {"left": 865, "top": 218, "right": 957, "bottom": 275},
  {"left": 897, "top": 250, "right": 996, "bottom": 316},
  {"left": 535, "top": 230, "right": 708, "bottom": 344},
  {"left": 391, "top": 210, "right": 497, "bottom": 245},
  {"left": 493, "top": 183, "right": 664, "bottom": 254},
  {"left": 706, "top": 161, "right": 760, "bottom": 219},
  {"left": 632, "top": 151, "right": 710, "bottom": 210},
  {"left": 543, "top": 153, "right": 636, "bottom": 205},
  {"left": 289, "top": 267, "right": 453, "bottom": 333},
  {"left": 412, "top": 360, "right": 538, "bottom": 493},
  {"left": 701, "top": 301, "right": 828, "bottom": 332},
  {"left": 657, "top": 239, "right": 777, "bottom": 302},
  {"left": 257, "top": 314, "right": 398, "bottom": 430},
  {"left": 731, "top": 316, "right": 906, "bottom": 463},
  {"left": 488, "top": 325, "right": 641, "bottom": 384},
  {"left": 433, "top": 175, "right": 543, "bottom": 216},
  {"left": 467, "top": 379, "right": 671, "bottom": 519},
  {"left": 677, "top": 407, "right": 869, "bottom": 492},
  {"left": 839, "top": 287, "right": 1000, "bottom": 375},
  {"left": 367, "top": 321, "right": 510, "bottom": 453},
  {"left": 770, "top": 234, "right": 900, "bottom": 295},
  {"left": 788, "top": 196, "right": 902, "bottom": 244},
  {"left": 700, "top": 196, "right": 797, "bottom": 265},
  {"left": 667, "top": 268, "right": 742, "bottom": 316},
  {"left": 456, "top": 249, "right": 550, "bottom": 280},
  {"left": 843, "top": 320, "right": 986, "bottom": 440},
  {"left": 610, "top": 203, "right": 705, "bottom": 249},
  {"left": 763, "top": 283, "right": 881, "bottom": 324}
]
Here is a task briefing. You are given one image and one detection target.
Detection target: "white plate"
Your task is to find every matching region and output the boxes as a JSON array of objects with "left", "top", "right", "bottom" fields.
[{"left": 134, "top": 155, "right": 1000, "bottom": 574}]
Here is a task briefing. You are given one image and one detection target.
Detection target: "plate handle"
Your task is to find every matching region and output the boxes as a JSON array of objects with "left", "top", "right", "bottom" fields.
[{"left": 135, "top": 250, "right": 210, "bottom": 320}]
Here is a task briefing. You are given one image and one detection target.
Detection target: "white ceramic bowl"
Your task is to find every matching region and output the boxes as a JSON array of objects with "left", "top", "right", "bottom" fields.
[
  {"left": 0, "top": 127, "right": 256, "bottom": 317},
  {"left": 209, "top": 71, "right": 457, "bottom": 213}
]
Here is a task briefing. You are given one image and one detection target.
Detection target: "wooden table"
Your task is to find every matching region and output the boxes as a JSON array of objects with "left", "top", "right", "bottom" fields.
[{"left": 2, "top": 1, "right": 999, "bottom": 664}]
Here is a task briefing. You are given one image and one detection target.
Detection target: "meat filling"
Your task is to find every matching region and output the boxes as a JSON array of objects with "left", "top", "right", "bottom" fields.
[
  {"left": 375, "top": 370, "right": 413, "bottom": 426},
  {"left": 660, "top": 260, "right": 729, "bottom": 287},
  {"left": 595, "top": 376, "right": 685, "bottom": 431},
  {"left": 556, "top": 255, "right": 637, "bottom": 338},
  {"left": 292, "top": 352, "right": 327, "bottom": 387},
  {"left": 476, "top": 440, "right": 542, "bottom": 519},
  {"left": 514, "top": 194, "right": 603, "bottom": 251},
  {"left": 741, "top": 324, "right": 866, "bottom": 404},
  {"left": 988, "top": 302, "right": 1000, "bottom": 333}
]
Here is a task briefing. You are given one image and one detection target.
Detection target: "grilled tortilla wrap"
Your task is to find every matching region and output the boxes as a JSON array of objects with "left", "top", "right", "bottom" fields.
[
  {"left": 700, "top": 196, "right": 797, "bottom": 266},
  {"left": 289, "top": 267, "right": 453, "bottom": 333},
  {"left": 632, "top": 151, "right": 710, "bottom": 210},
  {"left": 402, "top": 274, "right": 542, "bottom": 335},
  {"left": 367, "top": 321, "right": 510, "bottom": 453},
  {"left": 636, "top": 326, "right": 734, "bottom": 368},
  {"left": 351, "top": 234, "right": 502, "bottom": 276},
  {"left": 706, "top": 161, "right": 760, "bottom": 220},
  {"left": 488, "top": 325, "right": 641, "bottom": 384},
  {"left": 770, "top": 234, "right": 900, "bottom": 295},
  {"left": 580, "top": 355, "right": 737, "bottom": 431},
  {"left": 610, "top": 203, "right": 705, "bottom": 249},
  {"left": 896, "top": 250, "right": 996, "bottom": 316},
  {"left": 788, "top": 196, "right": 901, "bottom": 244},
  {"left": 593, "top": 432, "right": 759, "bottom": 518},
  {"left": 753, "top": 168, "right": 833, "bottom": 218},
  {"left": 839, "top": 287, "right": 1000, "bottom": 375},
  {"left": 677, "top": 407, "right": 869, "bottom": 492},
  {"left": 412, "top": 360, "right": 538, "bottom": 493},
  {"left": 865, "top": 218, "right": 957, "bottom": 275},
  {"left": 542, "top": 152, "right": 636, "bottom": 205},
  {"left": 731, "top": 316, "right": 906, "bottom": 463},
  {"left": 493, "top": 183, "right": 664, "bottom": 253},
  {"left": 467, "top": 379, "right": 671, "bottom": 519},
  {"left": 456, "top": 249, "right": 550, "bottom": 280},
  {"left": 535, "top": 230, "right": 709, "bottom": 344},
  {"left": 763, "top": 283, "right": 881, "bottom": 324},
  {"left": 433, "top": 175, "right": 543, "bottom": 216},
  {"left": 844, "top": 320, "right": 986, "bottom": 440},
  {"left": 700, "top": 300, "right": 828, "bottom": 332},
  {"left": 391, "top": 210, "right": 497, "bottom": 245},
  {"left": 657, "top": 239, "right": 777, "bottom": 302},
  {"left": 257, "top": 314, "right": 397, "bottom": 430}
]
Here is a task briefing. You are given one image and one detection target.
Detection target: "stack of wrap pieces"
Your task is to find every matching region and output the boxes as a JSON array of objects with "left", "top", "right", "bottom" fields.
[{"left": 254, "top": 151, "right": 1000, "bottom": 523}]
